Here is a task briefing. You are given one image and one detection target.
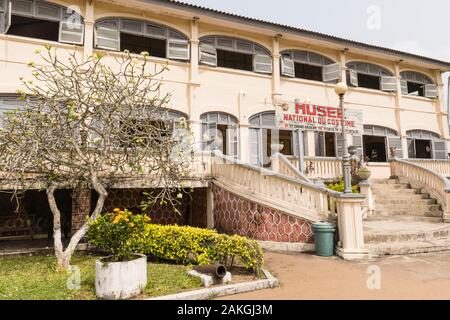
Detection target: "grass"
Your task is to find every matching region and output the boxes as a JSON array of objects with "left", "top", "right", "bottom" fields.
[{"left": 0, "top": 254, "right": 202, "bottom": 300}]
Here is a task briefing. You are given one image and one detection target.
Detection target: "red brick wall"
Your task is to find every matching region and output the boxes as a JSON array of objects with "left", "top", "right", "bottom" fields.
[{"left": 212, "top": 185, "right": 314, "bottom": 243}]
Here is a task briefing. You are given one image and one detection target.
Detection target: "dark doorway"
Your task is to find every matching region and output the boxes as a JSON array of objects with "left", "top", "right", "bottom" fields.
[
  {"left": 363, "top": 135, "right": 387, "bottom": 162},
  {"left": 414, "top": 139, "right": 432, "bottom": 159},
  {"left": 294, "top": 63, "right": 323, "bottom": 81},
  {"left": 357, "top": 73, "right": 381, "bottom": 90},
  {"left": 7, "top": 15, "right": 60, "bottom": 42}
]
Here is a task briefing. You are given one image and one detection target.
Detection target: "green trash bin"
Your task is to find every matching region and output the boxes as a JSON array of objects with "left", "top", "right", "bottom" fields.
[{"left": 312, "top": 222, "right": 335, "bottom": 257}]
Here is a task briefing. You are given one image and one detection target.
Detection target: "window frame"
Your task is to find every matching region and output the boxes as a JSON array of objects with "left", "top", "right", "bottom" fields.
[
  {"left": 346, "top": 62, "right": 395, "bottom": 92},
  {"left": 400, "top": 71, "right": 436, "bottom": 98},
  {"left": 94, "top": 17, "right": 190, "bottom": 61},
  {"left": 198, "top": 35, "right": 272, "bottom": 74},
  {"left": 3, "top": 0, "right": 84, "bottom": 45}
]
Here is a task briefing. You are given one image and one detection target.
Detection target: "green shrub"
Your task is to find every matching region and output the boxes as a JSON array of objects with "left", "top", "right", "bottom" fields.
[
  {"left": 326, "top": 179, "right": 360, "bottom": 193},
  {"left": 88, "top": 209, "right": 264, "bottom": 274}
]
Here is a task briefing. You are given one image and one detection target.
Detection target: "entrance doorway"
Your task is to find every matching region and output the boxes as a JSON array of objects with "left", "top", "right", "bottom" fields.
[
  {"left": 363, "top": 135, "right": 387, "bottom": 162},
  {"left": 414, "top": 140, "right": 432, "bottom": 159}
]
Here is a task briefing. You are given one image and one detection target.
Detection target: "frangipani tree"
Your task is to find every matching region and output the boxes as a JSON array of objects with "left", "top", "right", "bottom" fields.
[{"left": 0, "top": 46, "right": 192, "bottom": 270}]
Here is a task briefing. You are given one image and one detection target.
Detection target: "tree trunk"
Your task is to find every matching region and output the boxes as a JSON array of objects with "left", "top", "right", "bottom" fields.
[{"left": 47, "top": 177, "right": 108, "bottom": 272}]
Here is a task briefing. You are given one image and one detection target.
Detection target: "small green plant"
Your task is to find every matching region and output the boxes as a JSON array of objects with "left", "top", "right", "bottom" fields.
[
  {"left": 87, "top": 208, "right": 150, "bottom": 261},
  {"left": 326, "top": 179, "right": 360, "bottom": 193}
]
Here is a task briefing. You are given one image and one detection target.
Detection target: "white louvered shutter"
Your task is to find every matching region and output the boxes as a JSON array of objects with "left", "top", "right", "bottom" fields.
[
  {"left": 249, "top": 128, "right": 260, "bottom": 165},
  {"left": 95, "top": 20, "right": 120, "bottom": 51},
  {"left": 348, "top": 69, "right": 359, "bottom": 87},
  {"left": 199, "top": 43, "right": 217, "bottom": 67},
  {"left": 322, "top": 63, "right": 340, "bottom": 83},
  {"left": 11, "top": 0, "right": 33, "bottom": 16},
  {"left": 407, "top": 138, "right": 415, "bottom": 158},
  {"left": 281, "top": 55, "right": 295, "bottom": 77},
  {"left": 254, "top": 54, "right": 272, "bottom": 74},
  {"left": 381, "top": 76, "right": 397, "bottom": 92},
  {"left": 425, "top": 84, "right": 438, "bottom": 99},
  {"left": 352, "top": 135, "right": 363, "bottom": 159},
  {"left": 59, "top": 8, "right": 84, "bottom": 45},
  {"left": 36, "top": 1, "right": 60, "bottom": 20},
  {"left": 226, "top": 124, "right": 239, "bottom": 159},
  {"left": 1, "top": 0, "right": 11, "bottom": 34},
  {"left": 336, "top": 133, "right": 344, "bottom": 157},
  {"left": 433, "top": 140, "right": 447, "bottom": 159},
  {"left": 167, "top": 30, "right": 189, "bottom": 61},
  {"left": 400, "top": 80, "right": 408, "bottom": 95},
  {"left": 387, "top": 136, "right": 403, "bottom": 158}
]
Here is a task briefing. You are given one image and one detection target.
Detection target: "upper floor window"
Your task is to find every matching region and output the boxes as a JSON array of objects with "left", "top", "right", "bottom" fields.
[
  {"left": 199, "top": 36, "right": 272, "bottom": 74},
  {"left": 0, "top": 0, "right": 84, "bottom": 45},
  {"left": 94, "top": 18, "right": 189, "bottom": 61},
  {"left": 400, "top": 71, "right": 438, "bottom": 99},
  {"left": 280, "top": 50, "right": 340, "bottom": 83},
  {"left": 346, "top": 62, "right": 396, "bottom": 92}
]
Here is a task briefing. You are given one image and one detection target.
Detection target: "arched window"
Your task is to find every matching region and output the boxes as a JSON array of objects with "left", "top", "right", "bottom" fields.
[
  {"left": 346, "top": 62, "right": 396, "bottom": 92},
  {"left": 280, "top": 50, "right": 340, "bottom": 83},
  {"left": 407, "top": 130, "right": 446, "bottom": 159},
  {"left": 95, "top": 18, "right": 189, "bottom": 61},
  {"left": 249, "top": 111, "right": 303, "bottom": 166},
  {"left": 400, "top": 71, "right": 438, "bottom": 99},
  {"left": 355, "top": 125, "right": 402, "bottom": 162},
  {"left": 1, "top": 0, "right": 84, "bottom": 44},
  {"left": 201, "top": 112, "right": 239, "bottom": 158},
  {"left": 199, "top": 36, "right": 272, "bottom": 74}
]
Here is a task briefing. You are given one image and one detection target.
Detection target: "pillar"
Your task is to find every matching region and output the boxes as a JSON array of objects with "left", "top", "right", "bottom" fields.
[
  {"left": 206, "top": 184, "right": 215, "bottom": 230},
  {"left": 83, "top": 0, "right": 94, "bottom": 59},
  {"left": 71, "top": 189, "right": 91, "bottom": 235},
  {"left": 271, "top": 36, "right": 282, "bottom": 104},
  {"left": 359, "top": 180, "right": 374, "bottom": 218},
  {"left": 335, "top": 194, "right": 371, "bottom": 260},
  {"left": 394, "top": 62, "right": 408, "bottom": 158}
]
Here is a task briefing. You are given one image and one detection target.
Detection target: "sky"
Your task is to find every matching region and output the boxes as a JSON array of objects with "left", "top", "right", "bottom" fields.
[{"left": 180, "top": 0, "right": 450, "bottom": 110}]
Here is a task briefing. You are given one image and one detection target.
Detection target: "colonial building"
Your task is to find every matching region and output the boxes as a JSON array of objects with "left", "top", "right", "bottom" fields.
[{"left": 1, "top": 0, "right": 450, "bottom": 258}]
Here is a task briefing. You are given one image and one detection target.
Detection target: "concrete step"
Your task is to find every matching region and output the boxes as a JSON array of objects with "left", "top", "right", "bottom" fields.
[
  {"left": 373, "top": 210, "right": 443, "bottom": 218},
  {"left": 372, "top": 184, "right": 411, "bottom": 190},
  {"left": 366, "top": 216, "right": 443, "bottom": 223},
  {"left": 372, "top": 189, "right": 421, "bottom": 196},
  {"left": 364, "top": 219, "right": 450, "bottom": 244},
  {"left": 373, "top": 194, "right": 432, "bottom": 201},
  {"left": 367, "top": 239, "right": 450, "bottom": 257},
  {"left": 375, "top": 204, "right": 442, "bottom": 212},
  {"left": 374, "top": 199, "right": 437, "bottom": 205}
]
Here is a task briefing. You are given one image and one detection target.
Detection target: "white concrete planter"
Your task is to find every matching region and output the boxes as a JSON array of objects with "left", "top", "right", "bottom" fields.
[{"left": 95, "top": 254, "right": 147, "bottom": 300}]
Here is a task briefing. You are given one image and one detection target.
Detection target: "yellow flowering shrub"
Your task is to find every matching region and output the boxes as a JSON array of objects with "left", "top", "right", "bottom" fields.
[{"left": 88, "top": 209, "right": 263, "bottom": 274}]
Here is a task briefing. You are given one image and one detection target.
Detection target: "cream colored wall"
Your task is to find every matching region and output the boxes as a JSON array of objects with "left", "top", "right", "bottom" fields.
[{"left": 0, "top": 0, "right": 449, "bottom": 176}]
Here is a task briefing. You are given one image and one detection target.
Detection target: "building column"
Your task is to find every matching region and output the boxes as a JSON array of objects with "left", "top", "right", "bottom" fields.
[
  {"left": 83, "top": 0, "right": 94, "bottom": 59},
  {"left": 271, "top": 36, "right": 282, "bottom": 104},
  {"left": 339, "top": 49, "right": 347, "bottom": 83},
  {"left": 206, "top": 184, "right": 215, "bottom": 230},
  {"left": 71, "top": 189, "right": 91, "bottom": 236},
  {"left": 393, "top": 62, "right": 408, "bottom": 158},
  {"left": 189, "top": 18, "right": 200, "bottom": 85},
  {"left": 434, "top": 70, "right": 448, "bottom": 139}
]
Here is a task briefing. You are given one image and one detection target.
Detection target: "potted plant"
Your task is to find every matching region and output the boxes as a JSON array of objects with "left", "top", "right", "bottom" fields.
[
  {"left": 87, "top": 209, "right": 151, "bottom": 300},
  {"left": 356, "top": 156, "right": 372, "bottom": 181}
]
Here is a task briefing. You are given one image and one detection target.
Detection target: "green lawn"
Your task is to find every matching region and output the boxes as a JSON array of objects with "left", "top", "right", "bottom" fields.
[{"left": 0, "top": 254, "right": 202, "bottom": 300}]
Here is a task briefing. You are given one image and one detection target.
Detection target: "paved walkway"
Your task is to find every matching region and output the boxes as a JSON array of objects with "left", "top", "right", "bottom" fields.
[{"left": 219, "top": 251, "right": 450, "bottom": 300}]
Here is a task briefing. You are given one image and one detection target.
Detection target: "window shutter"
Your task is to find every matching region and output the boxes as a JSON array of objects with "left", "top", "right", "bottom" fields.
[
  {"left": 352, "top": 135, "right": 363, "bottom": 159},
  {"left": 146, "top": 23, "right": 166, "bottom": 39},
  {"left": 425, "top": 84, "right": 438, "bottom": 99},
  {"left": 167, "top": 37, "right": 189, "bottom": 61},
  {"left": 59, "top": 8, "right": 84, "bottom": 45},
  {"left": 121, "top": 19, "right": 143, "bottom": 35},
  {"left": 322, "top": 63, "right": 340, "bottom": 83},
  {"left": 95, "top": 20, "right": 120, "bottom": 51},
  {"left": 400, "top": 80, "right": 408, "bottom": 95},
  {"left": 36, "top": 1, "right": 60, "bottom": 21},
  {"left": 249, "top": 128, "right": 260, "bottom": 165},
  {"left": 315, "top": 132, "right": 325, "bottom": 157},
  {"left": 407, "top": 138, "right": 415, "bottom": 158},
  {"left": 199, "top": 43, "right": 217, "bottom": 67},
  {"left": 381, "top": 76, "right": 397, "bottom": 92},
  {"left": 348, "top": 69, "right": 359, "bottom": 87},
  {"left": 254, "top": 54, "right": 272, "bottom": 74},
  {"left": 11, "top": 0, "right": 33, "bottom": 16},
  {"left": 207, "top": 122, "right": 219, "bottom": 152},
  {"left": 433, "top": 140, "right": 447, "bottom": 160},
  {"left": 387, "top": 136, "right": 403, "bottom": 158},
  {"left": 281, "top": 55, "right": 295, "bottom": 77},
  {"left": 226, "top": 124, "right": 239, "bottom": 159},
  {"left": 216, "top": 37, "right": 234, "bottom": 50},
  {"left": 235, "top": 40, "right": 252, "bottom": 54},
  {"left": 1, "top": 0, "right": 11, "bottom": 34}
]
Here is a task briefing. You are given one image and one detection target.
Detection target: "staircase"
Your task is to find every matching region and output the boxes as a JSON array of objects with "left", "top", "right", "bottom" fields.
[{"left": 365, "top": 179, "right": 450, "bottom": 257}]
